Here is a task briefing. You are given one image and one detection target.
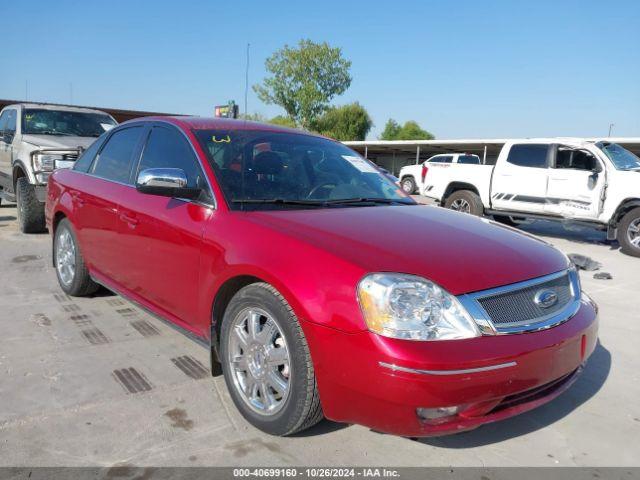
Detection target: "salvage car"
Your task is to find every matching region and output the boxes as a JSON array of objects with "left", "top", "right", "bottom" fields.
[
  {"left": 45, "top": 117, "right": 598, "bottom": 437},
  {"left": 418, "top": 139, "right": 640, "bottom": 257},
  {"left": 0, "top": 103, "right": 117, "bottom": 232}
]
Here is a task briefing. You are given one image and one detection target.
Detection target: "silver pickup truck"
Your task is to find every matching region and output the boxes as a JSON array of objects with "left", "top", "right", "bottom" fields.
[{"left": 0, "top": 103, "right": 117, "bottom": 232}]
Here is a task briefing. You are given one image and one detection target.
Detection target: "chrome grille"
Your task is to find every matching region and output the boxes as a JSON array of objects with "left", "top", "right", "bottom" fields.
[
  {"left": 477, "top": 273, "right": 572, "bottom": 326},
  {"left": 458, "top": 269, "right": 581, "bottom": 335}
]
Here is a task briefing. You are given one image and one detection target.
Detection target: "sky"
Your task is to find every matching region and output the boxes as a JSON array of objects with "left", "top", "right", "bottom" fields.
[{"left": 4, "top": 0, "right": 640, "bottom": 139}]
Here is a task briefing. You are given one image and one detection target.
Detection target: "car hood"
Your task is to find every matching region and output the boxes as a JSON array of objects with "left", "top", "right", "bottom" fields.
[
  {"left": 22, "top": 134, "right": 97, "bottom": 150},
  {"left": 246, "top": 205, "right": 568, "bottom": 295}
]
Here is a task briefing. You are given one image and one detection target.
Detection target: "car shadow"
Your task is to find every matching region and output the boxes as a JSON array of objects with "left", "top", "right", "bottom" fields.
[
  {"left": 416, "top": 341, "right": 611, "bottom": 448},
  {"left": 516, "top": 220, "right": 619, "bottom": 250},
  {"left": 0, "top": 216, "right": 16, "bottom": 222},
  {"left": 290, "top": 418, "right": 350, "bottom": 437}
]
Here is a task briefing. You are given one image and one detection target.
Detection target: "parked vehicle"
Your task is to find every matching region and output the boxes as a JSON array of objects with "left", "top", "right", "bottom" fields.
[
  {"left": 420, "top": 139, "right": 640, "bottom": 257},
  {"left": 46, "top": 118, "right": 598, "bottom": 437},
  {"left": 0, "top": 103, "right": 117, "bottom": 232},
  {"left": 399, "top": 153, "right": 481, "bottom": 194}
]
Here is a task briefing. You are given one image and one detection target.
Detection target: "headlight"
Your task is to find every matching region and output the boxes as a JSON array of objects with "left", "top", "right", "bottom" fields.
[
  {"left": 357, "top": 273, "right": 480, "bottom": 341},
  {"left": 33, "top": 154, "right": 62, "bottom": 173}
]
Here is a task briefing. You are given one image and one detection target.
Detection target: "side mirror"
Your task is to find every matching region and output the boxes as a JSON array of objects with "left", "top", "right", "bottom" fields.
[
  {"left": 2, "top": 131, "right": 13, "bottom": 144},
  {"left": 136, "top": 168, "right": 201, "bottom": 199}
]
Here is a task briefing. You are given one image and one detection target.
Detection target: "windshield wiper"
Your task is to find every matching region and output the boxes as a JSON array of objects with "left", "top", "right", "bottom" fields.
[
  {"left": 232, "top": 198, "right": 329, "bottom": 206},
  {"left": 32, "top": 130, "right": 75, "bottom": 136},
  {"left": 322, "top": 197, "right": 414, "bottom": 205}
]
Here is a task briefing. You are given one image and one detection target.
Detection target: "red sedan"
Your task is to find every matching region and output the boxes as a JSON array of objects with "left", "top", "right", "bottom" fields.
[{"left": 45, "top": 117, "right": 598, "bottom": 437}]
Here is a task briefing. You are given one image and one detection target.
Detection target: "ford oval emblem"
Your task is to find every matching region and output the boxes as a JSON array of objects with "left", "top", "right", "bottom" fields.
[{"left": 534, "top": 289, "right": 558, "bottom": 309}]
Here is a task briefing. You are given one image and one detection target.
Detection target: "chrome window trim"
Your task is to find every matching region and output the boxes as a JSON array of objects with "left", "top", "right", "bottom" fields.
[
  {"left": 379, "top": 361, "right": 517, "bottom": 376},
  {"left": 457, "top": 268, "right": 581, "bottom": 335}
]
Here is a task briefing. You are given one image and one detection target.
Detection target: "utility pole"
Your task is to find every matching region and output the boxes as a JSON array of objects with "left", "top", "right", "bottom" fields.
[
  {"left": 608, "top": 123, "right": 614, "bottom": 137},
  {"left": 244, "top": 43, "right": 250, "bottom": 117}
]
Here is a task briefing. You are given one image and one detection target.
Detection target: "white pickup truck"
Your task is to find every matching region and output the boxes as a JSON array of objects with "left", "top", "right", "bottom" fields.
[
  {"left": 398, "top": 153, "right": 480, "bottom": 194},
  {"left": 420, "top": 139, "right": 640, "bottom": 257}
]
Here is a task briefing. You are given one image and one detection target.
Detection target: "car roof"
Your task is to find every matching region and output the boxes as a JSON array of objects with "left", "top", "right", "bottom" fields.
[{"left": 124, "top": 115, "right": 322, "bottom": 137}]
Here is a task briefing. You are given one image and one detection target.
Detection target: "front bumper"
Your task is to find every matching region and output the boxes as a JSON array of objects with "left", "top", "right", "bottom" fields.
[{"left": 303, "top": 298, "right": 598, "bottom": 437}]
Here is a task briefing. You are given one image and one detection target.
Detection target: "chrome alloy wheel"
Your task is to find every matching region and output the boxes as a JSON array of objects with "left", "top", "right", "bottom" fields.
[
  {"left": 228, "top": 308, "right": 291, "bottom": 416},
  {"left": 627, "top": 218, "right": 640, "bottom": 248},
  {"left": 450, "top": 198, "right": 471, "bottom": 213},
  {"left": 56, "top": 229, "right": 76, "bottom": 287}
]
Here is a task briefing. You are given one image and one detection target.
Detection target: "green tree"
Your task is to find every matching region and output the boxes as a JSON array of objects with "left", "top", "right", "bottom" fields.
[
  {"left": 379, "top": 119, "right": 434, "bottom": 140},
  {"left": 313, "top": 102, "right": 372, "bottom": 141},
  {"left": 380, "top": 119, "right": 401, "bottom": 140},
  {"left": 253, "top": 39, "right": 352, "bottom": 129},
  {"left": 268, "top": 115, "right": 297, "bottom": 128}
]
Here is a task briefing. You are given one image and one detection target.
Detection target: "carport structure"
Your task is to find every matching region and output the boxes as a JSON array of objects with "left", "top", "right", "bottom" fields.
[{"left": 344, "top": 138, "right": 640, "bottom": 176}]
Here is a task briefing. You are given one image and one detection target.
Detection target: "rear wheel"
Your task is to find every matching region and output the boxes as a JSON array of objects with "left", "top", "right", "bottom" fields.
[
  {"left": 401, "top": 177, "right": 417, "bottom": 195},
  {"left": 16, "top": 177, "right": 46, "bottom": 233},
  {"left": 618, "top": 207, "right": 640, "bottom": 257},
  {"left": 220, "top": 283, "right": 323, "bottom": 436},
  {"left": 444, "top": 190, "right": 483, "bottom": 216},
  {"left": 54, "top": 219, "right": 100, "bottom": 296}
]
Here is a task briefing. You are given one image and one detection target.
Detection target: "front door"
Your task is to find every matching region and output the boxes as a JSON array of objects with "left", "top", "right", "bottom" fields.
[
  {"left": 115, "top": 124, "right": 214, "bottom": 332},
  {"left": 0, "top": 109, "right": 17, "bottom": 187},
  {"left": 545, "top": 145, "right": 605, "bottom": 219},
  {"left": 491, "top": 143, "right": 551, "bottom": 213}
]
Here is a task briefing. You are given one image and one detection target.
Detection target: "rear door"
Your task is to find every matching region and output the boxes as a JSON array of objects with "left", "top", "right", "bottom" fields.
[
  {"left": 545, "top": 145, "right": 605, "bottom": 219},
  {"left": 115, "top": 124, "right": 214, "bottom": 331},
  {"left": 73, "top": 125, "right": 145, "bottom": 279},
  {"left": 491, "top": 143, "right": 551, "bottom": 213}
]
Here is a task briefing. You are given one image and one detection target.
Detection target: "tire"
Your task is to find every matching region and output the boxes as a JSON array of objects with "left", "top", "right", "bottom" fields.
[
  {"left": 16, "top": 177, "right": 46, "bottom": 233},
  {"left": 401, "top": 176, "right": 417, "bottom": 195},
  {"left": 617, "top": 207, "right": 640, "bottom": 258},
  {"left": 444, "top": 190, "right": 483, "bottom": 216},
  {"left": 220, "top": 283, "right": 323, "bottom": 436},
  {"left": 54, "top": 218, "right": 100, "bottom": 296},
  {"left": 493, "top": 215, "right": 525, "bottom": 227}
]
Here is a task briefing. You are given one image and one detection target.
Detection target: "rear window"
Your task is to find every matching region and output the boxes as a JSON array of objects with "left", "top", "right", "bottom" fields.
[
  {"left": 506, "top": 144, "right": 549, "bottom": 168},
  {"left": 428, "top": 155, "right": 453, "bottom": 163}
]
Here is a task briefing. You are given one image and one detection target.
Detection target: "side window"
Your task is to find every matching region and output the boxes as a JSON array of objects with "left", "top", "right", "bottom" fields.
[
  {"left": 506, "top": 144, "right": 549, "bottom": 168},
  {"left": 4, "top": 110, "right": 17, "bottom": 134},
  {"left": 0, "top": 111, "right": 8, "bottom": 134},
  {"left": 74, "top": 134, "right": 108, "bottom": 172},
  {"left": 429, "top": 155, "right": 453, "bottom": 163},
  {"left": 137, "top": 126, "right": 208, "bottom": 191},
  {"left": 91, "top": 126, "right": 143, "bottom": 184},
  {"left": 555, "top": 147, "right": 599, "bottom": 171}
]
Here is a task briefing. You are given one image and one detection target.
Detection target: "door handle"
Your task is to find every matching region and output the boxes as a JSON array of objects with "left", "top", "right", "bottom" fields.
[{"left": 119, "top": 212, "right": 139, "bottom": 227}]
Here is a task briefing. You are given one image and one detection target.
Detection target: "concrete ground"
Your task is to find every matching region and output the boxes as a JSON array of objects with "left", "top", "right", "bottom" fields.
[{"left": 0, "top": 200, "right": 638, "bottom": 468}]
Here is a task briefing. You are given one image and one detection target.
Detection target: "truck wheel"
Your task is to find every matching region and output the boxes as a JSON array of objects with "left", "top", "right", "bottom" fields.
[
  {"left": 617, "top": 207, "right": 640, "bottom": 258},
  {"left": 444, "top": 190, "right": 483, "bottom": 216},
  {"left": 220, "top": 283, "right": 323, "bottom": 436},
  {"left": 16, "top": 177, "right": 46, "bottom": 233},
  {"left": 54, "top": 218, "right": 100, "bottom": 296},
  {"left": 401, "top": 177, "right": 417, "bottom": 194}
]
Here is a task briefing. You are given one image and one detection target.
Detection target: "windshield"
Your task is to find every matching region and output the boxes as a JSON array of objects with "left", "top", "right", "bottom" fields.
[
  {"left": 22, "top": 109, "right": 117, "bottom": 137},
  {"left": 597, "top": 142, "right": 640, "bottom": 171},
  {"left": 194, "top": 129, "right": 415, "bottom": 210}
]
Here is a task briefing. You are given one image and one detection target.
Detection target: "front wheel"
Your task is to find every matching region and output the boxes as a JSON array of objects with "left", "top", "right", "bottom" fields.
[
  {"left": 400, "top": 177, "right": 417, "bottom": 194},
  {"left": 16, "top": 177, "right": 46, "bottom": 233},
  {"left": 444, "top": 190, "right": 483, "bottom": 216},
  {"left": 618, "top": 207, "right": 640, "bottom": 257},
  {"left": 220, "top": 283, "right": 323, "bottom": 436},
  {"left": 54, "top": 219, "right": 100, "bottom": 296}
]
